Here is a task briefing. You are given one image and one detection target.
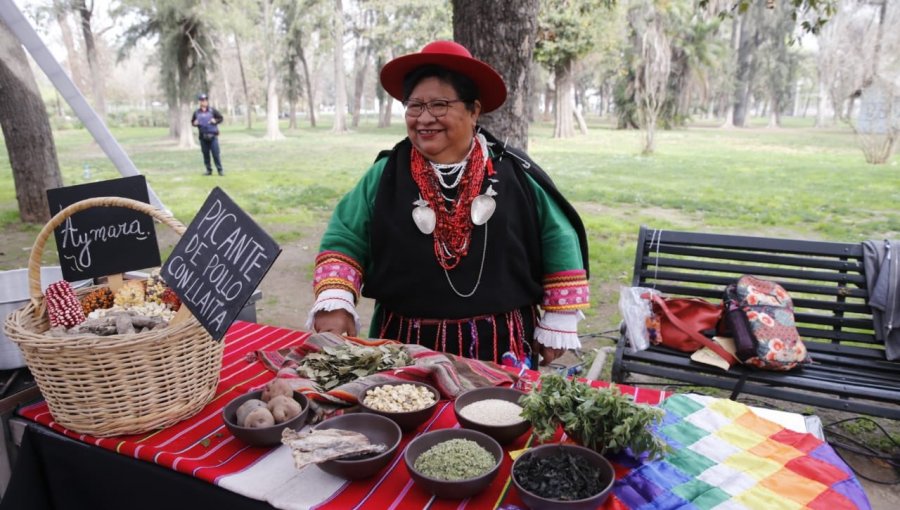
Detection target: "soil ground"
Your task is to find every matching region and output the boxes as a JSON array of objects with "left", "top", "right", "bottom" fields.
[{"left": 3, "top": 224, "right": 897, "bottom": 508}]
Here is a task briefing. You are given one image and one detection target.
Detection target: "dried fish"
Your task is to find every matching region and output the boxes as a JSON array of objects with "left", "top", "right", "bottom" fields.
[{"left": 281, "top": 428, "right": 386, "bottom": 470}]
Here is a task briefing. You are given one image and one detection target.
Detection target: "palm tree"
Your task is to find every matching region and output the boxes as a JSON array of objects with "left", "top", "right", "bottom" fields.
[{"left": 118, "top": 0, "right": 217, "bottom": 148}]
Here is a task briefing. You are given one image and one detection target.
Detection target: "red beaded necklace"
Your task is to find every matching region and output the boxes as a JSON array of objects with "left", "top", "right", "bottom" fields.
[{"left": 410, "top": 140, "right": 493, "bottom": 270}]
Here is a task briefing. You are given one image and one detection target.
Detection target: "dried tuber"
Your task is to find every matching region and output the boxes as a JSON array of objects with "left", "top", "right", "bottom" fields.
[
  {"left": 244, "top": 407, "right": 276, "bottom": 428},
  {"left": 261, "top": 378, "right": 294, "bottom": 402},
  {"left": 236, "top": 399, "right": 268, "bottom": 426},
  {"left": 267, "top": 395, "right": 302, "bottom": 424}
]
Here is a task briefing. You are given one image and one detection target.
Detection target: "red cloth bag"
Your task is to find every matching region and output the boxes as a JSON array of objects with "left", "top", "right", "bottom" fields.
[{"left": 647, "top": 294, "right": 737, "bottom": 365}]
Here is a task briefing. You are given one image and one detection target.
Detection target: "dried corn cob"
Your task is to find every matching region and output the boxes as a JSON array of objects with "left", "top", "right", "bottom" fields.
[
  {"left": 160, "top": 288, "right": 182, "bottom": 311},
  {"left": 114, "top": 280, "right": 146, "bottom": 307},
  {"left": 46, "top": 280, "right": 86, "bottom": 328},
  {"left": 145, "top": 269, "right": 168, "bottom": 304},
  {"left": 81, "top": 287, "right": 114, "bottom": 314}
]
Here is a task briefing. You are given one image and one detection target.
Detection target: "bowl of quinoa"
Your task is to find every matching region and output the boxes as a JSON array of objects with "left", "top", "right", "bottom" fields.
[
  {"left": 403, "top": 428, "right": 503, "bottom": 499},
  {"left": 453, "top": 386, "right": 531, "bottom": 445},
  {"left": 359, "top": 381, "right": 439, "bottom": 432}
]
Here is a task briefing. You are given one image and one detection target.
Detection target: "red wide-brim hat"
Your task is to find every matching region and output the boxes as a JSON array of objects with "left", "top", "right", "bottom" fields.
[{"left": 380, "top": 40, "right": 507, "bottom": 113}]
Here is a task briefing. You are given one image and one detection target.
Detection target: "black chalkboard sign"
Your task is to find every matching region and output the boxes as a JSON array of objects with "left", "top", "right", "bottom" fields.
[
  {"left": 161, "top": 187, "right": 281, "bottom": 341},
  {"left": 46, "top": 175, "right": 161, "bottom": 281}
]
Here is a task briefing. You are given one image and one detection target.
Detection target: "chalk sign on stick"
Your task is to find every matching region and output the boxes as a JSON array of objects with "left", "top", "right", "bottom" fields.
[
  {"left": 161, "top": 187, "right": 281, "bottom": 341},
  {"left": 47, "top": 175, "right": 160, "bottom": 281}
]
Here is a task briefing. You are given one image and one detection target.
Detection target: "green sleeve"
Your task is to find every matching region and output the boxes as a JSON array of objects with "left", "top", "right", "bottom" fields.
[
  {"left": 525, "top": 173, "right": 585, "bottom": 274},
  {"left": 318, "top": 158, "right": 388, "bottom": 269}
]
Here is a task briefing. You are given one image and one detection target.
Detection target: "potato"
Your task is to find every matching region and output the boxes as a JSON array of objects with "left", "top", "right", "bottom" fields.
[
  {"left": 267, "top": 395, "right": 302, "bottom": 423},
  {"left": 261, "top": 378, "right": 294, "bottom": 402},
  {"left": 236, "top": 399, "right": 267, "bottom": 426},
  {"left": 244, "top": 407, "right": 275, "bottom": 428}
]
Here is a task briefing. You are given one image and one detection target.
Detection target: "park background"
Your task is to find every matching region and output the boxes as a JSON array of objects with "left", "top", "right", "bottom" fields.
[{"left": 1, "top": 0, "right": 898, "bottom": 504}]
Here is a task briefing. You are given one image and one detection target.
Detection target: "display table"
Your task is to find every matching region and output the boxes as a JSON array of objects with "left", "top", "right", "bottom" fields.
[{"left": 2, "top": 321, "right": 871, "bottom": 510}]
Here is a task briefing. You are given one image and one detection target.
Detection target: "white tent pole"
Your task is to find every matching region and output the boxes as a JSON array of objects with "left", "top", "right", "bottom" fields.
[{"left": 0, "top": 0, "right": 165, "bottom": 210}]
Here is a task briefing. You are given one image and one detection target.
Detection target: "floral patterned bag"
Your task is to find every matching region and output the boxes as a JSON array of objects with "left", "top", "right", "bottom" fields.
[{"left": 723, "top": 275, "right": 812, "bottom": 371}]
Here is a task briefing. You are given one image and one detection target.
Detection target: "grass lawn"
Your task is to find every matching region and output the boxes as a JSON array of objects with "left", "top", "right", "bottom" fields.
[{"left": 1, "top": 115, "right": 898, "bottom": 328}]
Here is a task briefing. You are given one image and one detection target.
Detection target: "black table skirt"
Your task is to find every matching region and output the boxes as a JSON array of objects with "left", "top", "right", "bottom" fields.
[{"left": 1, "top": 424, "right": 275, "bottom": 510}]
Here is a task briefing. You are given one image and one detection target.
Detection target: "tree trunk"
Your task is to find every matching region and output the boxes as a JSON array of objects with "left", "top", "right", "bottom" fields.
[
  {"left": 0, "top": 18, "right": 64, "bottom": 223},
  {"left": 814, "top": 76, "right": 827, "bottom": 127},
  {"left": 235, "top": 35, "right": 252, "bottom": 130},
  {"left": 53, "top": 3, "right": 87, "bottom": 93},
  {"left": 792, "top": 79, "right": 802, "bottom": 117},
  {"left": 453, "top": 0, "right": 538, "bottom": 150},
  {"left": 542, "top": 82, "right": 553, "bottom": 121},
  {"left": 732, "top": 7, "right": 758, "bottom": 127},
  {"left": 289, "top": 97, "right": 297, "bottom": 129},
  {"left": 332, "top": 0, "right": 348, "bottom": 133},
  {"left": 178, "top": 99, "right": 194, "bottom": 148},
  {"left": 351, "top": 44, "right": 372, "bottom": 128},
  {"left": 298, "top": 47, "right": 316, "bottom": 128},
  {"left": 553, "top": 62, "right": 575, "bottom": 138},
  {"left": 574, "top": 95, "right": 588, "bottom": 135},
  {"left": 263, "top": 0, "right": 284, "bottom": 140},
  {"left": 74, "top": 0, "right": 106, "bottom": 118}
]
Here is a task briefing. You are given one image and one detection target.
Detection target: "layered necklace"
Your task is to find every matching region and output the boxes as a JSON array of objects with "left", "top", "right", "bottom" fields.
[{"left": 409, "top": 135, "right": 496, "bottom": 273}]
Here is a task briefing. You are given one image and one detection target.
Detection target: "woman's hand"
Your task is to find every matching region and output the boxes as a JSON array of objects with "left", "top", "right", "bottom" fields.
[
  {"left": 539, "top": 345, "right": 566, "bottom": 366},
  {"left": 313, "top": 309, "right": 357, "bottom": 337}
]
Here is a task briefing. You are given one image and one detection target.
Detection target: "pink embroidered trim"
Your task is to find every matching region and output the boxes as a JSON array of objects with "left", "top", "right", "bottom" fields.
[
  {"left": 542, "top": 269, "right": 589, "bottom": 311},
  {"left": 313, "top": 251, "right": 363, "bottom": 300}
]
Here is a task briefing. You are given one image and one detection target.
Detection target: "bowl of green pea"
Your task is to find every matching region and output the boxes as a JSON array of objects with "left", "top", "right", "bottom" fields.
[{"left": 403, "top": 428, "right": 502, "bottom": 499}]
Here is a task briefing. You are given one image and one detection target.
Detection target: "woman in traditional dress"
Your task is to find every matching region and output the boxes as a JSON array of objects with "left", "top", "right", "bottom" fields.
[{"left": 307, "top": 41, "right": 589, "bottom": 367}]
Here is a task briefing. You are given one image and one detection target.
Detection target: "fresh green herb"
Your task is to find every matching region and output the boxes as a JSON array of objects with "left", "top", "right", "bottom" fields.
[
  {"left": 519, "top": 375, "right": 669, "bottom": 459},
  {"left": 296, "top": 344, "right": 412, "bottom": 390},
  {"left": 514, "top": 450, "right": 607, "bottom": 501},
  {"left": 413, "top": 438, "right": 496, "bottom": 481}
]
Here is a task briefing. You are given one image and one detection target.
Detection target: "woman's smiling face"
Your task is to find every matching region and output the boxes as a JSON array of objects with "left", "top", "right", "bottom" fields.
[{"left": 405, "top": 77, "right": 481, "bottom": 164}]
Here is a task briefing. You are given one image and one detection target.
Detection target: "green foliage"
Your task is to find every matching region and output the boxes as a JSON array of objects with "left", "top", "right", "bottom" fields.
[
  {"left": 535, "top": 0, "right": 614, "bottom": 71},
  {"left": 520, "top": 374, "right": 669, "bottom": 459},
  {"left": 698, "top": 0, "right": 837, "bottom": 35},
  {"left": 117, "top": 0, "right": 217, "bottom": 105}
]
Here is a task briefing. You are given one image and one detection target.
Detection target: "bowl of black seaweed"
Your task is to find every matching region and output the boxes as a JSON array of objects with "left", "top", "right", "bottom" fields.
[{"left": 511, "top": 443, "right": 615, "bottom": 510}]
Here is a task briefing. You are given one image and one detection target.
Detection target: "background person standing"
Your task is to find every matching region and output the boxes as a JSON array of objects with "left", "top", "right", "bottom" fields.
[{"left": 191, "top": 93, "right": 224, "bottom": 176}]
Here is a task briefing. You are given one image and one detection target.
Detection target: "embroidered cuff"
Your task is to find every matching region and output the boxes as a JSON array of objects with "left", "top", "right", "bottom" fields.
[
  {"left": 542, "top": 269, "right": 590, "bottom": 311},
  {"left": 535, "top": 310, "right": 584, "bottom": 349},
  {"left": 305, "top": 288, "right": 362, "bottom": 333},
  {"left": 313, "top": 251, "right": 363, "bottom": 302}
]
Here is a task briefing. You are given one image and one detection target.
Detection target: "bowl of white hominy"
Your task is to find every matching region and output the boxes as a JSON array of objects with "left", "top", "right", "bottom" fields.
[
  {"left": 359, "top": 381, "right": 440, "bottom": 432},
  {"left": 453, "top": 387, "right": 531, "bottom": 445}
]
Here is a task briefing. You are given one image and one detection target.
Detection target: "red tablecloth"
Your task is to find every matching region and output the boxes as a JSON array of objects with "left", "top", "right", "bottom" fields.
[{"left": 18, "top": 321, "right": 668, "bottom": 509}]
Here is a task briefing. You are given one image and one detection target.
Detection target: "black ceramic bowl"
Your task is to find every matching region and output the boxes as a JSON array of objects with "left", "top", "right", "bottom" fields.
[
  {"left": 453, "top": 386, "right": 531, "bottom": 445},
  {"left": 358, "top": 381, "right": 440, "bottom": 432},
  {"left": 222, "top": 390, "right": 309, "bottom": 447},
  {"left": 314, "top": 413, "right": 402, "bottom": 480},
  {"left": 511, "top": 444, "right": 615, "bottom": 510},
  {"left": 404, "top": 428, "right": 503, "bottom": 500}
]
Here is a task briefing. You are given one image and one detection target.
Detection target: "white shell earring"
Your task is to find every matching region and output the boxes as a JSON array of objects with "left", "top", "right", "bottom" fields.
[
  {"left": 412, "top": 198, "right": 436, "bottom": 234},
  {"left": 470, "top": 185, "right": 497, "bottom": 226}
]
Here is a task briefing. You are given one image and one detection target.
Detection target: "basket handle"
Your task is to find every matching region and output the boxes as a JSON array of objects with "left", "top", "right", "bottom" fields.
[{"left": 29, "top": 196, "right": 186, "bottom": 306}]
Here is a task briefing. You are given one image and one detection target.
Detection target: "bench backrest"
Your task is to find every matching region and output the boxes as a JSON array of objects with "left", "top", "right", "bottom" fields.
[{"left": 632, "top": 226, "right": 884, "bottom": 362}]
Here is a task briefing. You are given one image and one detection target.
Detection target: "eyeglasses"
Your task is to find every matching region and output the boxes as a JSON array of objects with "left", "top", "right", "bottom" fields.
[{"left": 403, "top": 99, "right": 465, "bottom": 118}]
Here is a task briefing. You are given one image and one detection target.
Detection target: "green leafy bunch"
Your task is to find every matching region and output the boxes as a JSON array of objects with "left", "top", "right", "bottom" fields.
[
  {"left": 519, "top": 374, "right": 669, "bottom": 460},
  {"left": 296, "top": 344, "right": 412, "bottom": 390}
]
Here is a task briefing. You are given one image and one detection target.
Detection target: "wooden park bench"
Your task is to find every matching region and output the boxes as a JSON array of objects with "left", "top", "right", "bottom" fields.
[{"left": 611, "top": 226, "right": 900, "bottom": 420}]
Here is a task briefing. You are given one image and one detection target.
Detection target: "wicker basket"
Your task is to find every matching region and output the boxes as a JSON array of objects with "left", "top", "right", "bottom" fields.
[{"left": 3, "top": 196, "right": 224, "bottom": 437}]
